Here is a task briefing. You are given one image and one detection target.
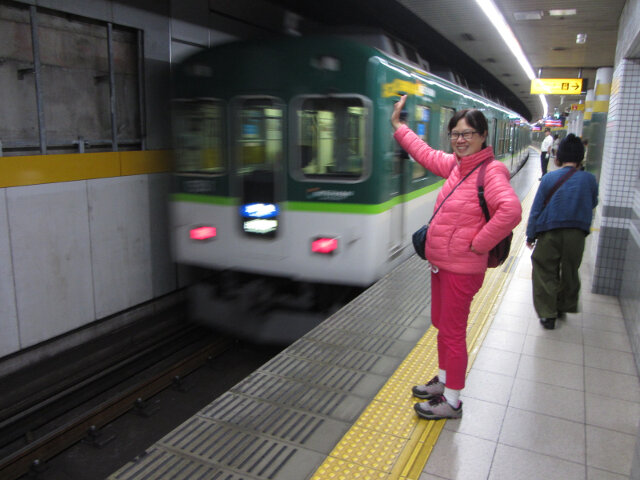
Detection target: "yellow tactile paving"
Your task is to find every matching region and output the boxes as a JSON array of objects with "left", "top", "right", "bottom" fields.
[
  {"left": 311, "top": 457, "right": 388, "bottom": 480},
  {"left": 310, "top": 187, "right": 536, "bottom": 480}
]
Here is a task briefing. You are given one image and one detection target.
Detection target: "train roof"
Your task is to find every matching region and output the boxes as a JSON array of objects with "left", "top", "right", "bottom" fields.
[{"left": 174, "top": 35, "right": 526, "bottom": 123}]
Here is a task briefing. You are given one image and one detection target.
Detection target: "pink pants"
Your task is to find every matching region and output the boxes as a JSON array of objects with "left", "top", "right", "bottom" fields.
[{"left": 431, "top": 269, "right": 485, "bottom": 390}]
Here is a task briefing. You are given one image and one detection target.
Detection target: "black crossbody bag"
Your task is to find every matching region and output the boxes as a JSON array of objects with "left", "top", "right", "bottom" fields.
[{"left": 477, "top": 161, "right": 512, "bottom": 268}]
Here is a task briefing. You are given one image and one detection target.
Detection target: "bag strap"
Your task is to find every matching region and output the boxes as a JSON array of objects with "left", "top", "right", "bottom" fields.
[
  {"left": 476, "top": 160, "right": 491, "bottom": 222},
  {"left": 427, "top": 161, "right": 484, "bottom": 226},
  {"left": 543, "top": 167, "right": 578, "bottom": 207}
]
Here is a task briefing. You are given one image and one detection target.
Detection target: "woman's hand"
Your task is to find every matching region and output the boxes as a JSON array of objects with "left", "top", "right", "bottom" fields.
[{"left": 391, "top": 95, "right": 407, "bottom": 131}]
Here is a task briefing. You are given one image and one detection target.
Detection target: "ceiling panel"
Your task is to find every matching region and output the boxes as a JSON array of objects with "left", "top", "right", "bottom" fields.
[
  {"left": 397, "top": 0, "right": 624, "bottom": 120},
  {"left": 266, "top": 0, "right": 625, "bottom": 121}
]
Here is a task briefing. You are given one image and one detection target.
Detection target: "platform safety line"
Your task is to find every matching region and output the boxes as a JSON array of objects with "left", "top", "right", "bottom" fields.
[{"left": 309, "top": 186, "right": 537, "bottom": 480}]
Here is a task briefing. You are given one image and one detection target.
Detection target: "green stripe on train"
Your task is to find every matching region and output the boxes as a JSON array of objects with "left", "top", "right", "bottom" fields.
[{"left": 171, "top": 180, "right": 443, "bottom": 214}]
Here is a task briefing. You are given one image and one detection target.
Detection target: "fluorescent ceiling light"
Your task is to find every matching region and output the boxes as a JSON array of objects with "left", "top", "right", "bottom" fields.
[
  {"left": 475, "top": 0, "right": 547, "bottom": 116},
  {"left": 549, "top": 9, "right": 577, "bottom": 16},
  {"left": 513, "top": 11, "right": 543, "bottom": 21}
]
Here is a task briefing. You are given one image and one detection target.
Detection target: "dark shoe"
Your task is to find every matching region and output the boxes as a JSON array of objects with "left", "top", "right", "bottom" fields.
[
  {"left": 540, "top": 317, "right": 556, "bottom": 329},
  {"left": 414, "top": 395, "right": 462, "bottom": 420},
  {"left": 412, "top": 375, "right": 445, "bottom": 399},
  {"left": 557, "top": 312, "right": 566, "bottom": 319}
]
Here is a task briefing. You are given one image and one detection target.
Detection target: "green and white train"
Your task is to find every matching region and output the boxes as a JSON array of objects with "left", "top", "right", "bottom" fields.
[{"left": 170, "top": 35, "right": 530, "bottom": 316}]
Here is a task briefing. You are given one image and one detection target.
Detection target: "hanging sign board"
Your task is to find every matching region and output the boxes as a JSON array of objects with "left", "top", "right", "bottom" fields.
[{"left": 530, "top": 78, "right": 583, "bottom": 95}]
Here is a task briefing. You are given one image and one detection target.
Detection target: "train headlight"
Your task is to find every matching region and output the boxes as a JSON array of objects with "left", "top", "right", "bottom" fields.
[
  {"left": 244, "top": 218, "right": 278, "bottom": 234},
  {"left": 190, "top": 226, "right": 217, "bottom": 240},
  {"left": 311, "top": 237, "right": 338, "bottom": 254}
]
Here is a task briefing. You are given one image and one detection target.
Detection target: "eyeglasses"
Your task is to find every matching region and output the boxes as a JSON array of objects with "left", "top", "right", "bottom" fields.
[{"left": 448, "top": 130, "right": 478, "bottom": 141}]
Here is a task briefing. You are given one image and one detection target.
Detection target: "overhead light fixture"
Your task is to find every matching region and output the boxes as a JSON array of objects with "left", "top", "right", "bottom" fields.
[
  {"left": 475, "top": 0, "right": 548, "bottom": 117},
  {"left": 549, "top": 9, "right": 577, "bottom": 16},
  {"left": 576, "top": 33, "right": 587, "bottom": 44},
  {"left": 513, "top": 11, "right": 543, "bottom": 21}
]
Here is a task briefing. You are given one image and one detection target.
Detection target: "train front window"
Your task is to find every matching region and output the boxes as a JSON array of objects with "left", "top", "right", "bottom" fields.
[
  {"left": 172, "top": 99, "right": 225, "bottom": 174},
  {"left": 295, "top": 96, "right": 369, "bottom": 179}
]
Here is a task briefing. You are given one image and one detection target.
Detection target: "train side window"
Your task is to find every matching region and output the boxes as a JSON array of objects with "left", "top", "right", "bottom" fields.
[
  {"left": 503, "top": 121, "right": 510, "bottom": 155},
  {"left": 172, "top": 99, "right": 226, "bottom": 174},
  {"left": 489, "top": 118, "right": 497, "bottom": 148},
  {"left": 411, "top": 105, "right": 431, "bottom": 179},
  {"left": 497, "top": 120, "right": 505, "bottom": 155},
  {"left": 293, "top": 95, "right": 370, "bottom": 180},
  {"left": 439, "top": 107, "right": 455, "bottom": 153}
]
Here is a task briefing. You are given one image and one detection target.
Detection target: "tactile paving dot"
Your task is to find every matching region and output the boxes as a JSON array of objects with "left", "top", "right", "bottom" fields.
[
  {"left": 329, "top": 425, "right": 406, "bottom": 472},
  {"left": 310, "top": 457, "right": 387, "bottom": 479},
  {"left": 375, "top": 377, "right": 421, "bottom": 408},
  {"left": 391, "top": 347, "right": 437, "bottom": 384},
  {"left": 355, "top": 399, "right": 417, "bottom": 438}
]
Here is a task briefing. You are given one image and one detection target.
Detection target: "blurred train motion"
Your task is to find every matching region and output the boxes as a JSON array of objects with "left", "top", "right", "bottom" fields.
[{"left": 169, "top": 34, "right": 532, "bottom": 341}]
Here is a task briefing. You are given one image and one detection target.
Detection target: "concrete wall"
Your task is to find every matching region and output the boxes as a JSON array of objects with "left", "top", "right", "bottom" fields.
[
  {"left": 0, "top": 173, "right": 174, "bottom": 357},
  {"left": 0, "top": 0, "right": 293, "bottom": 367}
]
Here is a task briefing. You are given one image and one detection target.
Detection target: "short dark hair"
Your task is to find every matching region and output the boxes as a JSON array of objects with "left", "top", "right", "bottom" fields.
[
  {"left": 544, "top": 128, "right": 551, "bottom": 133},
  {"left": 448, "top": 109, "right": 489, "bottom": 148},
  {"left": 557, "top": 133, "right": 585, "bottom": 165}
]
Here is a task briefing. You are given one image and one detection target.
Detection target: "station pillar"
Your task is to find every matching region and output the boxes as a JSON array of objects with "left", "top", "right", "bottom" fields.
[{"left": 592, "top": 62, "right": 638, "bottom": 296}]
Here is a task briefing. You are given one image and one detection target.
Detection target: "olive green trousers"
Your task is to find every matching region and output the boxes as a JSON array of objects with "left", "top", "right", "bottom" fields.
[{"left": 531, "top": 228, "right": 586, "bottom": 319}]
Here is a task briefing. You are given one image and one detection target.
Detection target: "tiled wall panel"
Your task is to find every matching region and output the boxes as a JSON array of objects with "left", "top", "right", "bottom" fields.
[{"left": 594, "top": 59, "right": 640, "bottom": 299}]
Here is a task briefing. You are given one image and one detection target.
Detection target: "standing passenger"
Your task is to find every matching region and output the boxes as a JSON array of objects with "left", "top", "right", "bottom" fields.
[
  {"left": 581, "top": 138, "right": 589, "bottom": 170},
  {"left": 550, "top": 134, "right": 560, "bottom": 166},
  {"left": 391, "top": 95, "right": 522, "bottom": 420},
  {"left": 526, "top": 134, "right": 599, "bottom": 330},
  {"left": 540, "top": 128, "right": 553, "bottom": 178}
]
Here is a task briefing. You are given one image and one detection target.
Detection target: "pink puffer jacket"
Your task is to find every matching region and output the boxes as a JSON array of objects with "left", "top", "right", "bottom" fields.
[{"left": 395, "top": 124, "right": 522, "bottom": 274}]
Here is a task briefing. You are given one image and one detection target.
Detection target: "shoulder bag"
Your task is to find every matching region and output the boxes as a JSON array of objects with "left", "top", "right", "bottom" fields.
[{"left": 477, "top": 161, "right": 513, "bottom": 268}]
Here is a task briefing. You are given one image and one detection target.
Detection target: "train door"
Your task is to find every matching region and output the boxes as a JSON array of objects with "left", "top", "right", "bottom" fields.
[
  {"left": 387, "top": 100, "right": 407, "bottom": 255},
  {"left": 232, "top": 96, "right": 284, "bottom": 238},
  {"left": 388, "top": 101, "right": 432, "bottom": 255}
]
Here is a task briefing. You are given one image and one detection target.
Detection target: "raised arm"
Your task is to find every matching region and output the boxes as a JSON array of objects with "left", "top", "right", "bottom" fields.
[{"left": 391, "top": 95, "right": 408, "bottom": 131}]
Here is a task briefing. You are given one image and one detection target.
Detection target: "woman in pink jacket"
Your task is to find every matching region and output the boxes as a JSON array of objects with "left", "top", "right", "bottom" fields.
[{"left": 391, "top": 95, "right": 521, "bottom": 420}]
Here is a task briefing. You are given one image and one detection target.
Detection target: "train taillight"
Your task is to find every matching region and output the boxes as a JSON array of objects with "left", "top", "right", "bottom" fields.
[
  {"left": 190, "top": 226, "right": 217, "bottom": 240},
  {"left": 311, "top": 237, "right": 338, "bottom": 254}
]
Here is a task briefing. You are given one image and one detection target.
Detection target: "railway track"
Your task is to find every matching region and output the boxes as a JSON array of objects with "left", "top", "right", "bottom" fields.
[{"left": 0, "top": 309, "right": 233, "bottom": 480}]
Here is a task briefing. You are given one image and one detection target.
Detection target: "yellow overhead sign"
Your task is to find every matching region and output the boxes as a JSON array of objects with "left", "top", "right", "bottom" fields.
[{"left": 530, "top": 78, "right": 583, "bottom": 95}]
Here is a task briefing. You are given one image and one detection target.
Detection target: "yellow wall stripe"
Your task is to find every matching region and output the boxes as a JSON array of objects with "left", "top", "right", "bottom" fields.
[
  {"left": 120, "top": 150, "right": 173, "bottom": 176},
  {"left": 0, "top": 150, "right": 172, "bottom": 188},
  {"left": 592, "top": 100, "right": 610, "bottom": 113},
  {"left": 595, "top": 83, "right": 611, "bottom": 96}
]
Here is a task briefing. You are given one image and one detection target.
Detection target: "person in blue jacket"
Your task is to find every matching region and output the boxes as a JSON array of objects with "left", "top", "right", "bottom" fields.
[{"left": 526, "top": 134, "right": 598, "bottom": 330}]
